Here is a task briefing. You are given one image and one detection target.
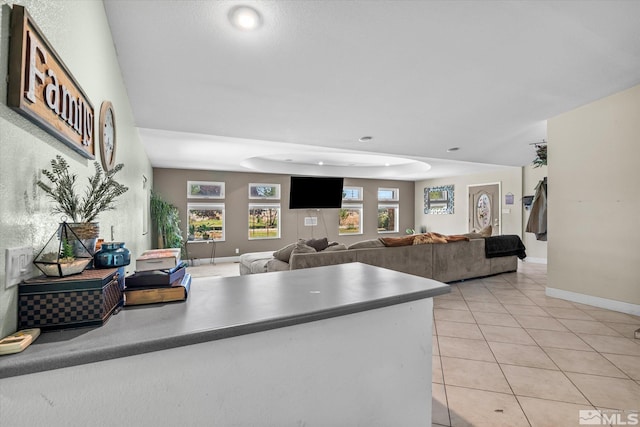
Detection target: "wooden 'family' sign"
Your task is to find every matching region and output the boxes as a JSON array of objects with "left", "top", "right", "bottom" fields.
[{"left": 7, "top": 5, "right": 95, "bottom": 159}]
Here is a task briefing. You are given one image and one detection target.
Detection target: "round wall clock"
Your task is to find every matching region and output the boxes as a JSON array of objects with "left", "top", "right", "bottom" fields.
[{"left": 99, "top": 101, "right": 117, "bottom": 171}]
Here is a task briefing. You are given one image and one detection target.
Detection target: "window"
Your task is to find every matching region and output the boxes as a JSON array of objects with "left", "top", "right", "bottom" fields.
[
  {"left": 249, "top": 183, "right": 280, "bottom": 199},
  {"left": 249, "top": 204, "right": 281, "bottom": 239},
  {"left": 187, "top": 203, "right": 225, "bottom": 241},
  {"left": 342, "top": 186, "right": 363, "bottom": 201},
  {"left": 378, "top": 204, "right": 399, "bottom": 233},
  {"left": 187, "top": 181, "right": 225, "bottom": 199},
  {"left": 378, "top": 187, "right": 399, "bottom": 201},
  {"left": 339, "top": 204, "right": 363, "bottom": 235}
]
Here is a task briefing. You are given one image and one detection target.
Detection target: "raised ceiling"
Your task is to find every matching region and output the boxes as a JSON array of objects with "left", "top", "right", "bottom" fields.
[{"left": 104, "top": 0, "right": 640, "bottom": 180}]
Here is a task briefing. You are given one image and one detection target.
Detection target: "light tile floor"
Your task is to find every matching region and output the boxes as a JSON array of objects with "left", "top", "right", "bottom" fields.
[{"left": 432, "top": 261, "right": 640, "bottom": 427}]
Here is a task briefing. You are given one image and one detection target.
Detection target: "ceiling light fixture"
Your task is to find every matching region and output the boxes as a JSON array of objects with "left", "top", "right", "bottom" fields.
[
  {"left": 318, "top": 161, "right": 324, "bottom": 166},
  {"left": 228, "top": 5, "right": 262, "bottom": 31},
  {"left": 447, "top": 147, "right": 460, "bottom": 152},
  {"left": 358, "top": 136, "right": 373, "bottom": 142}
]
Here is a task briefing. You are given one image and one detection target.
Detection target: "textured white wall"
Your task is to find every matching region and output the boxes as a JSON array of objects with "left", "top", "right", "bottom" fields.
[
  {"left": 548, "top": 84, "right": 640, "bottom": 306},
  {"left": 0, "top": 0, "right": 152, "bottom": 336}
]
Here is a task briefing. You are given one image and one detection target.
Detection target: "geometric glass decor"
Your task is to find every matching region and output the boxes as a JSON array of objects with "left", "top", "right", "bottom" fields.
[{"left": 33, "top": 222, "right": 93, "bottom": 277}]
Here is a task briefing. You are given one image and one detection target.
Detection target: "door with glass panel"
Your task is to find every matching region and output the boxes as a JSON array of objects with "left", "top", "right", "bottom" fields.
[{"left": 468, "top": 183, "right": 500, "bottom": 235}]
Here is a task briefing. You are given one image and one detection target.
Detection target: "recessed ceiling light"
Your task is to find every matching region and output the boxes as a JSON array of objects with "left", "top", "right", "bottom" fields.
[
  {"left": 318, "top": 161, "right": 324, "bottom": 166},
  {"left": 447, "top": 147, "right": 460, "bottom": 152},
  {"left": 358, "top": 136, "right": 373, "bottom": 142},
  {"left": 384, "top": 163, "right": 390, "bottom": 167},
  {"left": 228, "top": 5, "right": 262, "bottom": 31}
]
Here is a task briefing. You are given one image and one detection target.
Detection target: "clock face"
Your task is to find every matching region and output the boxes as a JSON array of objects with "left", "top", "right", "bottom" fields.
[{"left": 99, "top": 101, "right": 117, "bottom": 171}]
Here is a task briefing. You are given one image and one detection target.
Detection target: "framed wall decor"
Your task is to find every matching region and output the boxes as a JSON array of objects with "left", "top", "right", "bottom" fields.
[
  {"left": 7, "top": 5, "right": 95, "bottom": 158},
  {"left": 248, "top": 183, "right": 280, "bottom": 199},
  {"left": 187, "top": 181, "right": 225, "bottom": 199},
  {"left": 99, "top": 101, "right": 117, "bottom": 171},
  {"left": 424, "top": 185, "right": 454, "bottom": 214}
]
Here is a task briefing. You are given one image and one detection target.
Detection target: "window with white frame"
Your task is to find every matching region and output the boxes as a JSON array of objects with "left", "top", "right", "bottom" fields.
[
  {"left": 248, "top": 203, "right": 281, "bottom": 240},
  {"left": 339, "top": 204, "right": 363, "bottom": 235},
  {"left": 249, "top": 183, "right": 280, "bottom": 199},
  {"left": 187, "top": 203, "right": 225, "bottom": 241},
  {"left": 378, "top": 204, "right": 399, "bottom": 233},
  {"left": 378, "top": 187, "right": 399, "bottom": 201},
  {"left": 342, "top": 186, "right": 363, "bottom": 201}
]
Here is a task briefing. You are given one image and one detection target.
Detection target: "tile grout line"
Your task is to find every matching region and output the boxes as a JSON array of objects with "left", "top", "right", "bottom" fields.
[
  {"left": 432, "top": 310, "right": 453, "bottom": 427},
  {"left": 459, "top": 279, "right": 534, "bottom": 427}
]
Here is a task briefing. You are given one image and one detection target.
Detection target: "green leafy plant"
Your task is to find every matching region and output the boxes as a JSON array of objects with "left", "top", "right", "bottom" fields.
[
  {"left": 60, "top": 238, "right": 75, "bottom": 262},
  {"left": 37, "top": 155, "right": 129, "bottom": 222},
  {"left": 150, "top": 191, "right": 183, "bottom": 248},
  {"left": 532, "top": 144, "right": 547, "bottom": 168}
]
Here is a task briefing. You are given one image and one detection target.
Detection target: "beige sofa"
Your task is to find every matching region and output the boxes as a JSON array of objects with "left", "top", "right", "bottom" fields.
[{"left": 239, "top": 238, "right": 519, "bottom": 283}]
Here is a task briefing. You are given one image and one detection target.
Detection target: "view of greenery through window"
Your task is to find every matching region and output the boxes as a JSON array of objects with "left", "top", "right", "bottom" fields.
[
  {"left": 188, "top": 204, "right": 224, "bottom": 241},
  {"left": 378, "top": 205, "right": 399, "bottom": 232},
  {"left": 249, "top": 205, "right": 280, "bottom": 239},
  {"left": 339, "top": 205, "right": 362, "bottom": 235}
]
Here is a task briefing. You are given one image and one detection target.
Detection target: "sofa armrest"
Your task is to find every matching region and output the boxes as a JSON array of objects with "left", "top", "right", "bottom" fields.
[{"left": 266, "top": 258, "right": 291, "bottom": 272}]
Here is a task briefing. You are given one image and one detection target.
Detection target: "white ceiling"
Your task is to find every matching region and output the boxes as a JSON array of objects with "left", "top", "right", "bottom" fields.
[{"left": 103, "top": 0, "right": 640, "bottom": 180}]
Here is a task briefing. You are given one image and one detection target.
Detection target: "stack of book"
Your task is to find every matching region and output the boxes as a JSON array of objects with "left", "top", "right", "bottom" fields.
[{"left": 124, "top": 248, "right": 191, "bottom": 306}]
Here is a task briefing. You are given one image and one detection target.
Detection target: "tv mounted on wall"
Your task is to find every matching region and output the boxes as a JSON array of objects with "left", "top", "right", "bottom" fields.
[{"left": 289, "top": 176, "right": 344, "bottom": 209}]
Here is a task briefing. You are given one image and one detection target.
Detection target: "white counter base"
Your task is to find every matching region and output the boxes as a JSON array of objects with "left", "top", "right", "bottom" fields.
[{"left": 2, "top": 299, "right": 433, "bottom": 426}]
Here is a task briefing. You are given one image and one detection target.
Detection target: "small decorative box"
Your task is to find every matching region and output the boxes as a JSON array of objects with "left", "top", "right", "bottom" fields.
[{"left": 19, "top": 268, "right": 123, "bottom": 330}]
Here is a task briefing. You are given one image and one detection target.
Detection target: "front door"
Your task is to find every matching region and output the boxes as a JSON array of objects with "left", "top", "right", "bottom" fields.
[{"left": 468, "top": 183, "right": 501, "bottom": 235}]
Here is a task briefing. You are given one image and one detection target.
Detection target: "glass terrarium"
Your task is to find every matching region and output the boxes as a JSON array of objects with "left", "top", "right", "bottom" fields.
[{"left": 34, "top": 222, "right": 93, "bottom": 277}]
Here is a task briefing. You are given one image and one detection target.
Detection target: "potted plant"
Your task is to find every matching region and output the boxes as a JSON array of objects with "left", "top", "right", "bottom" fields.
[
  {"left": 150, "top": 191, "right": 183, "bottom": 249},
  {"left": 37, "top": 155, "right": 129, "bottom": 256},
  {"left": 33, "top": 224, "right": 93, "bottom": 277}
]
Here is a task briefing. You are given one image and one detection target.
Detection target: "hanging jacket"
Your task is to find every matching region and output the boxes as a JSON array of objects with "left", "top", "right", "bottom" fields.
[{"left": 526, "top": 178, "right": 547, "bottom": 241}]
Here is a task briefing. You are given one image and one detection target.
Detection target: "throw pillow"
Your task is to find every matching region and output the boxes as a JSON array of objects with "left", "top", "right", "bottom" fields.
[
  {"left": 463, "top": 225, "right": 492, "bottom": 239},
  {"left": 479, "top": 225, "right": 493, "bottom": 237},
  {"left": 413, "top": 234, "right": 435, "bottom": 245},
  {"left": 323, "top": 243, "right": 347, "bottom": 252},
  {"left": 273, "top": 242, "right": 296, "bottom": 262},
  {"left": 305, "top": 237, "right": 329, "bottom": 252},
  {"left": 463, "top": 232, "right": 484, "bottom": 239},
  {"left": 289, "top": 241, "right": 317, "bottom": 261},
  {"left": 379, "top": 235, "right": 417, "bottom": 247},
  {"left": 347, "top": 239, "right": 385, "bottom": 249}
]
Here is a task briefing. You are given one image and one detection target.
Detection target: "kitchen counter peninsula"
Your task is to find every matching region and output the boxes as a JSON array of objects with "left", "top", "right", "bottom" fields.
[{"left": 0, "top": 262, "right": 449, "bottom": 426}]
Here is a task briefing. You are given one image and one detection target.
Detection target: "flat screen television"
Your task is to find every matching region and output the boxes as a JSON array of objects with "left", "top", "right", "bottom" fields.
[{"left": 289, "top": 176, "right": 344, "bottom": 209}]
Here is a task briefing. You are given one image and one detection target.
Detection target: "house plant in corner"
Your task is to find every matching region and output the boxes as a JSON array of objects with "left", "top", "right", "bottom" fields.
[
  {"left": 150, "top": 191, "right": 183, "bottom": 249},
  {"left": 37, "top": 155, "right": 129, "bottom": 257}
]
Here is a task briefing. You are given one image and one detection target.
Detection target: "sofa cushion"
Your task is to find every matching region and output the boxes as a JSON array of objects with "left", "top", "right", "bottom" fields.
[
  {"left": 323, "top": 243, "right": 347, "bottom": 252},
  {"left": 379, "top": 235, "right": 416, "bottom": 247},
  {"left": 413, "top": 233, "right": 448, "bottom": 245},
  {"left": 464, "top": 225, "right": 493, "bottom": 239},
  {"left": 290, "top": 241, "right": 316, "bottom": 260},
  {"left": 348, "top": 239, "right": 385, "bottom": 250},
  {"left": 266, "top": 258, "right": 290, "bottom": 272},
  {"left": 305, "top": 237, "right": 329, "bottom": 252},
  {"left": 273, "top": 242, "right": 296, "bottom": 262}
]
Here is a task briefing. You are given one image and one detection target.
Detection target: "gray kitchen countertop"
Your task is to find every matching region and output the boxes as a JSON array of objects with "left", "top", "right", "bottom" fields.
[{"left": 0, "top": 262, "right": 449, "bottom": 379}]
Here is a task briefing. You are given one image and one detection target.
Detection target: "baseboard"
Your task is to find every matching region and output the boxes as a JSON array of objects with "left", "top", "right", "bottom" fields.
[
  {"left": 189, "top": 256, "right": 240, "bottom": 265},
  {"left": 546, "top": 287, "right": 640, "bottom": 316},
  {"left": 523, "top": 257, "right": 547, "bottom": 264}
]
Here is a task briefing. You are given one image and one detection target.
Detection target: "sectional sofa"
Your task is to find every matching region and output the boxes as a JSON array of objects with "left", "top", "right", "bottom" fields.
[{"left": 239, "top": 235, "right": 522, "bottom": 283}]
